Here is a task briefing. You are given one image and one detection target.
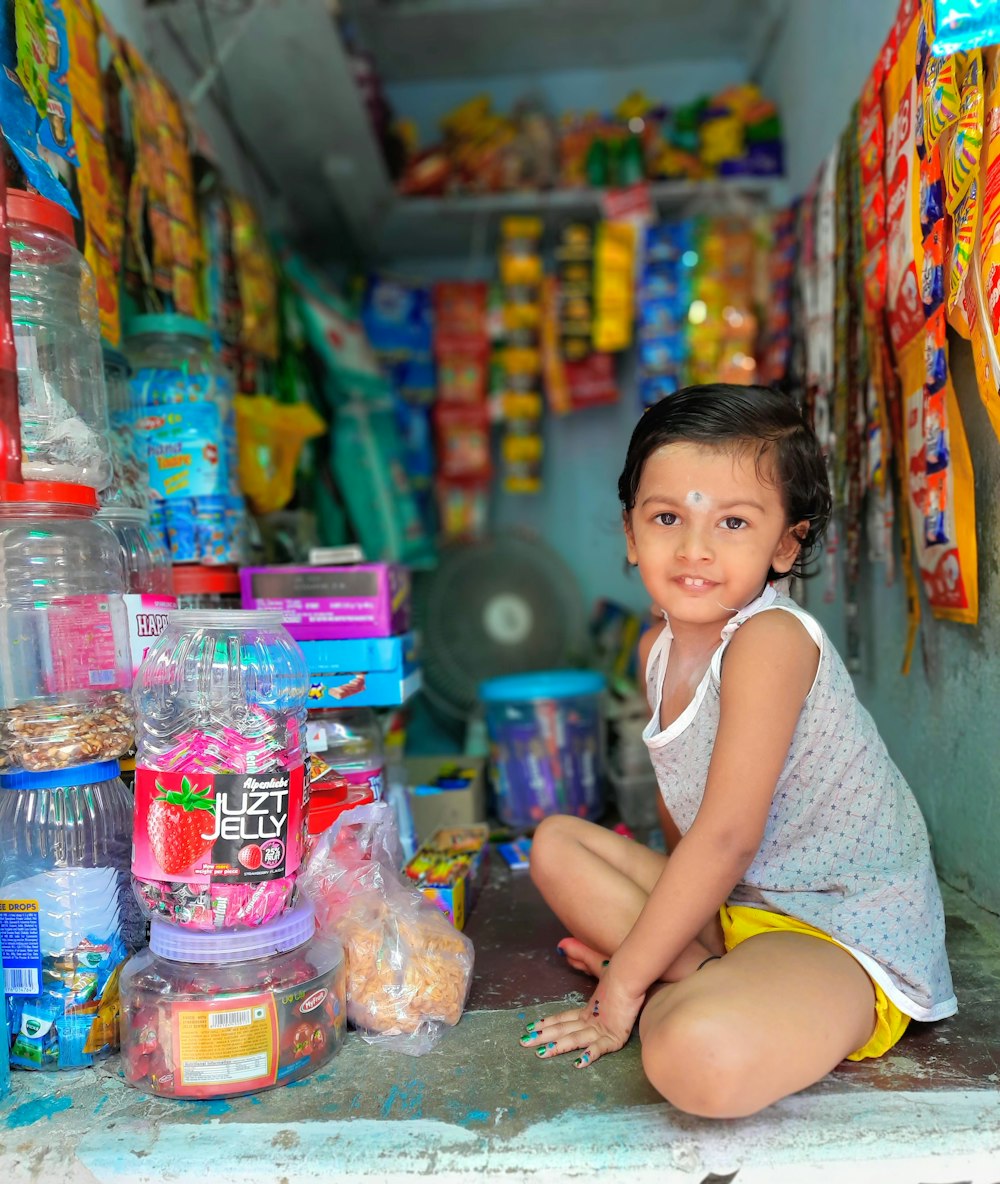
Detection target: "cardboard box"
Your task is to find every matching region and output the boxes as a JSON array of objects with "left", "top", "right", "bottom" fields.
[
  {"left": 239, "top": 563, "right": 411, "bottom": 640},
  {"left": 404, "top": 824, "right": 490, "bottom": 930},
  {"left": 406, "top": 755, "right": 487, "bottom": 844},
  {"left": 301, "top": 632, "right": 421, "bottom": 708}
]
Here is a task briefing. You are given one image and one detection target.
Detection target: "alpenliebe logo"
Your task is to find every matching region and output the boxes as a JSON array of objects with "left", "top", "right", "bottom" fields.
[{"left": 134, "top": 766, "right": 304, "bottom": 882}]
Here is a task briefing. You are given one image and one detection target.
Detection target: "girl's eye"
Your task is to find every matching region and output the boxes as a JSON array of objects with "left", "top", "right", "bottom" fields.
[
  {"left": 722, "top": 516, "right": 747, "bottom": 530},
  {"left": 655, "top": 512, "right": 678, "bottom": 526}
]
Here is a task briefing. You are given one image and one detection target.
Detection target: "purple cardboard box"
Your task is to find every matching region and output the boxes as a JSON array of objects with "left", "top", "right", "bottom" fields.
[{"left": 239, "top": 564, "right": 411, "bottom": 640}]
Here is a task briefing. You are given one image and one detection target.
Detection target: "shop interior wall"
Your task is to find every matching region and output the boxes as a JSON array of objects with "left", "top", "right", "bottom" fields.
[
  {"left": 762, "top": 0, "right": 1000, "bottom": 916},
  {"left": 389, "top": 59, "right": 747, "bottom": 621}
]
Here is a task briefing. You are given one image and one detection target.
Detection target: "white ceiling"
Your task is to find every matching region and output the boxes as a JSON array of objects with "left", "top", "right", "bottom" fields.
[{"left": 344, "top": 0, "right": 789, "bottom": 83}]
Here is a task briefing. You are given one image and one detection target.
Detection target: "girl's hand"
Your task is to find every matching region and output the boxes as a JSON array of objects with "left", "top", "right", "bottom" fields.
[{"left": 518, "top": 963, "right": 645, "bottom": 1068}]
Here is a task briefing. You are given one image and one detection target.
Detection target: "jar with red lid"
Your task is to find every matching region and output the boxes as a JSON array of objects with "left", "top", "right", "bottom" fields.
[
  {"left": 7, "top": 191, "right": 112, "bottom": 491},
  {"left": 172, "top": 564, "right": 241, "bottom": 610},
  {"left": 0, "top": 481, "right": 134, "bottom": 772}
]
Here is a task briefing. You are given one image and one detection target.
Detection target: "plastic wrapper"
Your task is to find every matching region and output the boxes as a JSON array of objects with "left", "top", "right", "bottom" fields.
[
  {"left": 931, "top": 2, "right": 1000, "bottom": 57},
  {"left": 298, "top": 801, "right": 474, "bottom": 1056}
]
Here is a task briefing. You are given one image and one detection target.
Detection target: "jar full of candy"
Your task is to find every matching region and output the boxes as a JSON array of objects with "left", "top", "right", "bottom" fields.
[
  {"left": 121, "top": 901, "right": 345, "bottom": 1098},
  {"left": 0, "top": 481, "right": 134, "bottom": 772},
  {"left": 125, "top": 315, "right": 245, "bottom": 567},
  {"left": 131, "top": 611, "right": 309, "bottom": 930},
  {"left": 0, "top": 760, "right": 139, "bottom": 1070},
  {"left": 7, "top": 191, "right": 113, "bottom": 491},
  {"left": 306, "top": 706, "right": 384, "bottom": 799},
  {"left": 97, "top": 506, "right": 177, "bottom": 677}
]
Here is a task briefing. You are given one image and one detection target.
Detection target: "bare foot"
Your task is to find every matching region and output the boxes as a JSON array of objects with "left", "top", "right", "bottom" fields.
[{"left": 557, "top": 937, "right": 610, "bottom": 978}]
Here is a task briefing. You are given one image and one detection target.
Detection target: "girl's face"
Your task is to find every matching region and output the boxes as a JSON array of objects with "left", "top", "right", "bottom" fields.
[{"left": 624, "top": 442, "right": 806, "bottom": 634}]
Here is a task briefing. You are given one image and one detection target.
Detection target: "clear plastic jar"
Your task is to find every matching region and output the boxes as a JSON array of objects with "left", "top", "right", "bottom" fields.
[
  {"left": 97, "top": 507, "right": 177, "bottom": 677},
  {"left": 306, "top": 706, "right": 384, "bottom": 799},
  {"left": 0, "top": 481, "right": 134, "bottom": 772},
  {"left": 100, "top": 345, "right": 147, "bottom": 510},
  {"left": 121, "top": 901, "right": 346, "bottom": 1099},
  {"left": 7, "top": 191, "right": 112, "bottom": 491},
  {"left": 172, "top": 564, "right": 241, "bottom": 609},
  {"left": 125, "top": 315, "right": 245, "bottom": 566},
  {"left": 131, "top": 610, "right": 309, "bottom": 931},
  {"left": 0, "top": 760, "right": 140, "bottom": 1069}
]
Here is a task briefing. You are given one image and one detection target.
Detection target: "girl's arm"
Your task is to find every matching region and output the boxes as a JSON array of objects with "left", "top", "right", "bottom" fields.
[{"left": 612, "top": 608, "right": 819, "bottom": 995}]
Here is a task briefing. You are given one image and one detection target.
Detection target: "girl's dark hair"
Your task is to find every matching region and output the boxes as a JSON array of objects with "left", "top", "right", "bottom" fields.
[{"left": 618, "top": 384, "right": 833, "bottom": 581}]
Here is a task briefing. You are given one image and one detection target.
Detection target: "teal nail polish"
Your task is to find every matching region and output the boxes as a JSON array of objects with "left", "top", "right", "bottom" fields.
[
  {"left": 524, "top": 1021, "right": 536, "bottom": 1032},
  {"left": 520, "top": 1033, "right": 536, "bottom": 1044},
  {"left": 574, "top": 1052, "right": 591, "bottom": 1068},
  {"left": 601, "top": 959, "right": 610, "bottom": 967}
]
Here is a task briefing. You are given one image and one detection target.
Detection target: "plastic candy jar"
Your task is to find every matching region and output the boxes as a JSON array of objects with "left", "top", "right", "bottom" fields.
[
  {"left": 172, "top": 564, "right": 241, "bottom": 610},
  {"left": 101, "top": 344, "right": 147, "bottom": 510},
  {"left": 306, "top": 706, "right": 384, "bottom": 799},
  {"left": 0, "top": 760, "right": 140, "bottom": 1069},
  {"left": 132, "top": 610, "right": 309, "bottom": 930},
  {"left": 0, "top": 481, "right": 134, "bottom": 772},
  {"left": 125, "top": 315, "right": 245, "bottom": 566},
  {"left": 7, "top": 191, "right": 112, "bottom": 491},
  {"left": 120, "top": 900, "right": 345, "bottom": 1099}
]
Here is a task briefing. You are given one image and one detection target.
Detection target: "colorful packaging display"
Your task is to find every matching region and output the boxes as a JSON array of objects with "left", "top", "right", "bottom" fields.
[
  {"left": 637, "top": 220, "right": 696, "bottom": 406},
  {"left": 240, "top": 563, "right": 411, "bottom": 641},
  {"left": 300, "top": 633, "right": 421, "bottom": 710},
  {"left": 404, "top": 824, "right": 490, "bottom": 930}
]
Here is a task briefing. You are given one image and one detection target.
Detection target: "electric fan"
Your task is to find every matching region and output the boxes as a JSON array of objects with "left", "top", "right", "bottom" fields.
[{"left": 413, "top": 531, "right": 588, "bottom": 720}]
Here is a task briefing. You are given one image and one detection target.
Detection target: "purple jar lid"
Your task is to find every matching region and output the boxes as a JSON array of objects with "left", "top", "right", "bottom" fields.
[{"left": 150, "top": 900, "right": 316, "bottom": 964}]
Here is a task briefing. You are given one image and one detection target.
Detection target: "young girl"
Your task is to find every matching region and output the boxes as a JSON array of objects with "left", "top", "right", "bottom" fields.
[{"left": 522, "top": 384, "right": 955, "bottom": 1118}]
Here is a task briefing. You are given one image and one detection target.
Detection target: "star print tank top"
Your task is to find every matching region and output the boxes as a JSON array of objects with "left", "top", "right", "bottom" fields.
[{"left": 643, "top": 585, "right": 956, "bottom": 1021}]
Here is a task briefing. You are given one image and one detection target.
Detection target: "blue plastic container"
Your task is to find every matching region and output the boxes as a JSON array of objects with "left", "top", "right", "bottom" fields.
[{"left": 479, "top": 670, "right": 606, "bottom": 829}]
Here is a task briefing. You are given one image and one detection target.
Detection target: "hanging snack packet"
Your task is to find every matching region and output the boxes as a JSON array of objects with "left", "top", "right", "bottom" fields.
[
  {"left": 931, "top": 1, "right": 1000, "bottom": 57},
  {"left": 944, "top": 51, "right": 983, "bottom": 212}
]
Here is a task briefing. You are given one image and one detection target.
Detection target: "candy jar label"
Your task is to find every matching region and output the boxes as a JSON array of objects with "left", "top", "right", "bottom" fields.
[{"left": 132, "top": 765, "right": 305, "bottom": 882}]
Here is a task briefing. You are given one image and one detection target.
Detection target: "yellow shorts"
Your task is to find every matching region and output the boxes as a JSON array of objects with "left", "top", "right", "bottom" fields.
[{"left": 719, "top": 905, "right": 911, "bottom": 1061}]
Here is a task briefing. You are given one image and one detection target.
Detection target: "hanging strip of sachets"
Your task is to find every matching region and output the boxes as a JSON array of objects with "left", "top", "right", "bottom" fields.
[{"left": 886, "top": 0, "right": 978, "bottom": 626}]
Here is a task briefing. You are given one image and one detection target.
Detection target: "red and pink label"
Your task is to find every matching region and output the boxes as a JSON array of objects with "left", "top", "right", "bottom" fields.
[
  {"left": 132, "top": 765, "right": 305, "bottom": 883},
  {"left": 124, "top": 593, "right": 177, "bottom": 675},
  {"left": 45, "top": 594, "right": 130, "bottom": 694}
]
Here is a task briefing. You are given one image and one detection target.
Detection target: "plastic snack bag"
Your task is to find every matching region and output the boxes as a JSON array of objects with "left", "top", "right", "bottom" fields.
[
  {"left": 298, "top": 801, "right": 474, "bottom": 1056},
  {"left": 932, "top": 1, "right": 1000, "bottom": 57}
]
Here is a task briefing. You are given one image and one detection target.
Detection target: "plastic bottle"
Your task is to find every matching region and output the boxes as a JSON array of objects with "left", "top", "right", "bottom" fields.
[
  {"left": 0, "top": 760, "right": 138, "bottom": 1069},
  {"left": 0, "top": 931, "right": 10, "bottom": 1097},
  {"left": 7, "top": 190, "right": 112, "bottom": 490},
  {"left": 0, "top": 480, "right": 134, "bottom": 772}
]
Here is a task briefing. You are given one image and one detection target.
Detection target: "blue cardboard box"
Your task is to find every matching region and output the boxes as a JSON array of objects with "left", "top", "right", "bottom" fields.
[{"left": 301, "top": 632, "right": 421, "bottom": 708}]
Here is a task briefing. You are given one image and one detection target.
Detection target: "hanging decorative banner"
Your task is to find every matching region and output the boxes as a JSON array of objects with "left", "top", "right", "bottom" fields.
[{"left": 887, "top": 0, "right": 978, "bottom": 626}]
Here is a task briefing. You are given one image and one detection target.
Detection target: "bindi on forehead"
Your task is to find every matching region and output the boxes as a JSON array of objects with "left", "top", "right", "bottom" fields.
[{"left": 685, "top": 490, "right": 707, "bottom": 507}]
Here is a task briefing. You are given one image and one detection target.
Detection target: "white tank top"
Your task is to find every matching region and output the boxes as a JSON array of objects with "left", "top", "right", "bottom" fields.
[{"left": 643, "top": 585, "right": 956, "bottom": 1021}]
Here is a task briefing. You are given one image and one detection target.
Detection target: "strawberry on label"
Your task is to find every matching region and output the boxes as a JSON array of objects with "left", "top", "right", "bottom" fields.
[{"left": 147, "top": 776, "right": 216, "bottom": 875}]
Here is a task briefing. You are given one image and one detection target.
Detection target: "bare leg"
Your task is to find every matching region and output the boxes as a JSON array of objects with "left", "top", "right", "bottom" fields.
[
  {"left": 530, "top": 815, "right": 725, "bottom": 982},
  {"left": 638, "top": 931, "right": 878, "bottom": 1118}
]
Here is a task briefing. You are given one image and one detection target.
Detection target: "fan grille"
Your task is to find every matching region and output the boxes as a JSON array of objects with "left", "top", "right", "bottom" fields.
[{"left": 415, "top": 533, "right": 587, "bottom": 718}]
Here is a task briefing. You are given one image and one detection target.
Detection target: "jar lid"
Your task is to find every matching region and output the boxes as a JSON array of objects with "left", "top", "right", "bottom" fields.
[
  {"left": 171, "top": 609, "right": 281, "bottom": 629},
  {"left": 0, "top": 480, "right": 99, "bottom": 509},
  {"left": 0, "top": 760, "right": 121, "bottom": 790},
  {"left": 6, "top": 189, "right": 76, "bottom": 243},
  {"left": 479, "top": 669, "right": 606, "bottom": 703},
  {"left": 125, "top": 313, "right": 213, "bottom": 343},
  {"left": 150, "top": 899, "right": 316, "bottom": 963},
  {"left": 172, "top": 564, "right": 240, "bottom": 596},
  {"left": 307, "top": 780, "right": 377, "bottom": 836}
]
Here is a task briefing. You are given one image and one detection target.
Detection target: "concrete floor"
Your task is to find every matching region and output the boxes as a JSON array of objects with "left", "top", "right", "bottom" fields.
[{"left": 3, "top": 855, "right": 1000, "bottom": 1182}]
